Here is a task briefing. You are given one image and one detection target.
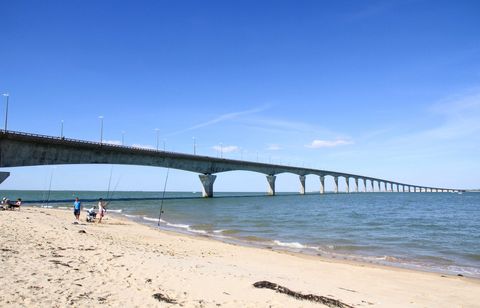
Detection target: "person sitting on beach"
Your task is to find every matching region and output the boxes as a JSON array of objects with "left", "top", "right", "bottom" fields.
[
  {"left": 73, "top": 197, "right": 82, "bottom": 221},
  {"left": 10, "top": 198, "right": 22, "bottom": 210},
  {"left": 97, "top": 198, "right": 106, "bottom": 223},
  {"left": 1, "top": 197, "right": 7, "bottom": 210},
  {"left": 86, "top": 205, "right": 97, "bottom": 222}
]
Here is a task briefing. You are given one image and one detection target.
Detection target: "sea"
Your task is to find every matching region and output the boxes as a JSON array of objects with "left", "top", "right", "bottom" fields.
[{"left": 2, "top": 190, "right": 479, "bottom": 278}]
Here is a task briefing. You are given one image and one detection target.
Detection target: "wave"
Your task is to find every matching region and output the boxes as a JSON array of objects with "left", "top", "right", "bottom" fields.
[
  {"left": 273, "top": 240, "right": 308, "bottom": 249},
  {"left": 107, "top": 209, "right": 122, "bottom": 213},
  {"left": 142, "top": 216, "right": 160, "bottom": 222}
]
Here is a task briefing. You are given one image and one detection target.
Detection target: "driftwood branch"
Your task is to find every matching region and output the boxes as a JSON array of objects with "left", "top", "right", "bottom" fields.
[
  {"left": 253, "top": 281, "right": 354, "bottom": 308},
  {"left": 152, "top": 292, "right": 177, "bottom": 304}
]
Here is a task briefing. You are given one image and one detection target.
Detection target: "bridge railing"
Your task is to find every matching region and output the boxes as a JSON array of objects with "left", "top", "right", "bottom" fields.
[{"left": 1, "top": 129, "right": 183, "bottom": 154}]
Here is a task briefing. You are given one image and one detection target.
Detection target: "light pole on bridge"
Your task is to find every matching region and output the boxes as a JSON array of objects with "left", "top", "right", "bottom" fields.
[
  {"left": 99, "top": 116, "right": 104, "bottom": 144},
  {"left": 193, "top": 137, "right": 196, "bottom": 155},
  {"left": 2, "top": 93, "right": 9, "bottom": 132},
  {"left": 60, "top": 120, "right": 64, "bottom": 138}
]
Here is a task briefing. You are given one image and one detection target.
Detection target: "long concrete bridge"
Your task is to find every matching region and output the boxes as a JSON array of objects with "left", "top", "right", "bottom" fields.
[{"left": 0, "top": 131, "right": 462, "bottom": 197}]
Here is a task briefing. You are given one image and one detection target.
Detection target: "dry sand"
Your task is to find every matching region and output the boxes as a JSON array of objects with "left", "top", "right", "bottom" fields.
[{"left": 1, "top": 207, "right": 479, "bottom": 307}]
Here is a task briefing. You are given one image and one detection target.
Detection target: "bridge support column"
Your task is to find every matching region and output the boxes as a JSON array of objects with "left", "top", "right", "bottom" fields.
[
  {"left": 384, "top": 182, "right": 388, "bottom": 192},
  {"left": 334, "top": 176, "right": 339, "bottom": 193},
  {"left": 377, "top": 181, "right": 381, "bottom": 192},
  {"left": 363, "top": 178, "right": 367, "bottom": 192},
  {"left": 402, "top": 185, "right": 405, "bottom": 193},
  {"left": 390, "top": 183, "right": 393, "bottom": 192},
  {"left": 319, "top": 176, "right": 325, "bottom": 194},
  {"left": 354, "top": 178, "right": 359, "bottom": 193},
  {"left": 0, "top": 172, "right": 10, "bottom": 185},
  {"left": 299, "top": 175, "right": 306, "bottom": 195},
  {"left": 345, "top": 177, "right": 349, "bottom": 193},
  {"left": 396, "top": 184, "right": 400, "bottom": 192},
  {"left": 199, "top": 174, "right": 216, "bottom": 198},
  {"left": 371, "top": 180, "right": 375, "bottom": 192},
  {"left": 266, "top": 175, "right": 276, "bottom": 196}
]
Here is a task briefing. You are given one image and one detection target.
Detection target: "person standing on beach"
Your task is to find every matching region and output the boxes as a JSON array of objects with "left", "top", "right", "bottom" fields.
[
  {"left": 73, "top": 197, "right": 82, "bottom": 221},
  {"left": 97, "top": 198, "right": 106, "bottom": 223}
]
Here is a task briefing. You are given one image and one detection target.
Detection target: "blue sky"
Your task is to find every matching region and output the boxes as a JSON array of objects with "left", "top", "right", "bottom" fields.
[{"left": 1, "top": 0, "right": 480, "bottom": 192}]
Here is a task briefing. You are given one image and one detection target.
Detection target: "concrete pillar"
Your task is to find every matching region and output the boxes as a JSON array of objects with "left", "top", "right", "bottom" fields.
[
  {"left": 299, "top": 175, "right": 306, "bottom": 195},
  {"left": 266, "top": 175, "right": 276, "bottom": 196},
  {"left": 345, "top": 177, "right": 349, "bottom": 193},
  {"left": 371, "top": 180, "right": 375, "bottom": 192},
  {"left": 363, "top": 178, "right": 367, "bottom": 192},
  {"left": 319, "top": 176, "right": 325, "bottom": 194},
  {"left": 396, "top": 184, "right": 400, "bottom": 192},
  {"left": 402, "top": 185, "right": 405, "bottom": 192},
  {"left": 0, "top": 172, "right": 10, "bottom": 184},
  {"left": 199, "top": 174, "right": 216, "bottom": 198},
  {"left": 334, "top": 176, "right": 339, "bottom": 194},
  {"left": 377, "top": 181, "right": 381, "bottom": 192},
  {"left": 384, "top": 182, "right": 387, "bottom": 192},
  {"left": 355, "top": 178, "right": 359, "bottom": 193}
]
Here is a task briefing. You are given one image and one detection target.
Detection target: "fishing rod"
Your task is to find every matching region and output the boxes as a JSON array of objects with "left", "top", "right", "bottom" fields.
[
  {"left": 43, "top": 167, "right": 55, "bottom": 207},
  {"left": 104, "top": 175, "right": 122, "bottom": 208},
  {"left": 106, "top": 165, "right": 114, "bottom": 200},
  {"left": 157, "top": 168, "right": 170, "bottom": 226}
]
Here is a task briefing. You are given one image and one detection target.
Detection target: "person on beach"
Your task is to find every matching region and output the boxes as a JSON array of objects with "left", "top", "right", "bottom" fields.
[
  {"left": 97, "top": 198, "right": 106, "bottom": 223},
  {"left": 12, "top": 198, "right": 22, "bottom": 210},
  {"left": 73, "top": 197, "right": 82, "bottom": 221}
]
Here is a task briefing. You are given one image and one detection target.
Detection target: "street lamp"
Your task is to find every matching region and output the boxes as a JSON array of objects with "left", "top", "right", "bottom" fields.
[
  {"left": 2, "top": 93, "right": 9, "bottom": 132},
  {"left": 220, "top": 142, "right": 223, "bottom": 158},
  {"left": 193, "top": 137, "right": 196, "bottom": 155},
  {"left": 155, "top": 128, "right": 160, "bottom": 150},
  {"left": 60, "top": 120, "right": 64, "bottom": 138},
  {"left": 99, "top": 116, "right": 104, "bottom": 144},
  {"left": 121, "top": 131, "right": 125, "bottom": 145}
]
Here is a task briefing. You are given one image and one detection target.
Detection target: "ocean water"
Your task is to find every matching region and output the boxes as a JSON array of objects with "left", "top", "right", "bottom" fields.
[{"left": 2, "top": 190, "right": 479, "bottom": 278}]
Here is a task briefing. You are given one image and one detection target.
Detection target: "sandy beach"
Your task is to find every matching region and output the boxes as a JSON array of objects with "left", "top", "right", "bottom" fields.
[{"left": 1, "top": 207, "right": 479, "bottom": 307}]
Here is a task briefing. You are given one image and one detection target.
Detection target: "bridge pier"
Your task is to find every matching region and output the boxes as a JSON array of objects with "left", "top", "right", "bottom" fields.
[
  {"left": 354, "top": 178, "right": 359, "bottom": 193},
  {"left": 299, "top": 175, "right": 306, "bottom": 195},
  {"left": 199, "top": 174, "right": 216, "bottom": 198},
  {"left": 363, "top": 178, "right": 367, "bottom": 192},
  {"left": 377, "top": 181, "right": 381, "bottom": 192},
  {"left": 319, "top": 176, "right": 325, "bottom": 194},
  {"left": 384, "top": 182, "right": 388, "bottom": 192},
  {"left": 266, "top": 175, "right": 276, "bottom": 196},
  {"left": 345, "top": 177, "right": 349, "bottom": 193},
  {"left": 334, "top": 176, "right": 339, "bottom": 193},
  {"left": 371, "top": 180, "right": 375, "bottom": 192},
  {"left": 0, "top": 172, "right": 10, "bottom": 184}
]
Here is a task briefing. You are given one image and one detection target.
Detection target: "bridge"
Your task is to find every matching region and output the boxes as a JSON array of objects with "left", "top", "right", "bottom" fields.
[{"left": 0, "top": 131, "right": 462, "bottom": 197}]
